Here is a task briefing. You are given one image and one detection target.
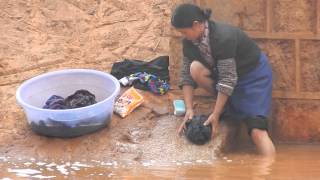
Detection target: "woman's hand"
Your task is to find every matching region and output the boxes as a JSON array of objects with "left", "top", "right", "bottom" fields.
[
  {"left": 204, "top": 113, "right": 219, "bottom": 138},
  {"left": 177, "top": 108, "right": 194, "bottom": 135}
]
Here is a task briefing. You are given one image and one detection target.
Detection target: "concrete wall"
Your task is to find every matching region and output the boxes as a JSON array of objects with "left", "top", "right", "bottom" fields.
[{"left": 170, "top": 0, "right": 320, "bottom": 142}]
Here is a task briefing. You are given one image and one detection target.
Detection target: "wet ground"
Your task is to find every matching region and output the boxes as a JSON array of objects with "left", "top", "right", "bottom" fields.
[{"left": 1, "top": 144, "right": 320, "bottom": 179}]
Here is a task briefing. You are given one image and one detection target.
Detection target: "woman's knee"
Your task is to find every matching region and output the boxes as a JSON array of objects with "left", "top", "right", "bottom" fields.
[
  {"left": 251, "top": 128, "right": 268, "bottom": 141},
  {"left": 190, "top": 61, "right": 210, "bottom": 80}
]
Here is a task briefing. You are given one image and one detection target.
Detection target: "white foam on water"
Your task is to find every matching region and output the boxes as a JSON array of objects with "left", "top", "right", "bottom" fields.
[
  {"left": 0, "top": 157, "right": 8, "bottom": 162},
  {"left": 45, "top": 163, "right": 56, "bottom": 167},
  {"left": 24, "top": 162, "right": 32, "bottom": 166},
  {"left": 101, "top": 162, "right": 113, "bottom": 166},
  {"left": 70, "top": 166, "right": 80, "bottom": 171},
  {"left": 112, "top": 161, "right": 118, "bottom": 166},
  {"left": 16, "top": 173, "right": 30, "bottom": 178},
  {"left": 56, "top": 165, "right": 69, "bottom": 175},
  {"left": 36, "top": 162, "right": 46, "bottom": 166},
  {"left": 107, "top": 173, "right": 115, "bottom": 178},
  {"left": 8, "top": 168, "right": 41, "bottom": 175},
  {"left": 72, "top": 162, "right": 92, "bottom": 168},
  {"left": 46, "top": 167, "right": 54, "bottom": 171},
  {"left": 142, "top": 160, "right": 155, "bottom": 167},
  {"left": 32, "top": 175, "right": 56, "bottom": 179}
]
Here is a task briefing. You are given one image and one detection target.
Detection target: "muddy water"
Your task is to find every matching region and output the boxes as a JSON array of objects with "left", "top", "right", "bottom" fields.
[{"left": 1, "top": 145, "right": 320, "bottom": 179}]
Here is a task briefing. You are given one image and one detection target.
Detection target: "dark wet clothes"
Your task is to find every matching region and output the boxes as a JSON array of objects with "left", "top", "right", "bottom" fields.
[
  {"left": 65, "top": 90, "right": 97, "bottom": 108},
  {"left": 185, "top": 115, "right": 212, "bottom": 145},
  {"left": 111, "top": 56, "right": 170, "bottom": 82},
  {"left": 43, "top": 95, "right": 68, "bottom": 110},
  {"left": 43, "top": 90, "right": 97, "bottom": 110}
]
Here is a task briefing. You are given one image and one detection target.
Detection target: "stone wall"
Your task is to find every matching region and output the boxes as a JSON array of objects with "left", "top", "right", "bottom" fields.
[{"left": 170, "top": 0, "right": 320, "bottom": 142}]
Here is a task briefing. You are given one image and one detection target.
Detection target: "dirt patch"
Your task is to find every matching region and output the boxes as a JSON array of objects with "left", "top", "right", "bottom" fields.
[{"left": 0, "top": 89, "right": 231, "bottom": 163}]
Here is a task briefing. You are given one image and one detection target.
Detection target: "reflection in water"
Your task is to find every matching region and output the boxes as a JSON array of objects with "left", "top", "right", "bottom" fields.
[
  {"left": 252, "top": 156, "right": 274, "bottom": 180},
  {"left": 1, "top": 145, "right": 320, "bottom": 179}
]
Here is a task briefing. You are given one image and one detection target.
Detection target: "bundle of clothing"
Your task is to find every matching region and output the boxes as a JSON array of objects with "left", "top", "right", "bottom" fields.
[
  {"left": 43, "top": 89, "right": 97, "bottom": 110},
  {"left": 111, "top": 56, "right": 170, "bottom": 95},
  {"left": 185, "top": 115, "right": 212, "bottom": 145}
]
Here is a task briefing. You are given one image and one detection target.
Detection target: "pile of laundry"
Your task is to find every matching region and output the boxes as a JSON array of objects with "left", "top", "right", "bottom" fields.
[
  {"left": 43, "top": 89, "right": 97, "bottom": 110},
  {"left": 111, "top": 56, "right": 170, "bottom": 96},
  {"left": 112, "top": 56, "right": 170, "bottom": 118}
]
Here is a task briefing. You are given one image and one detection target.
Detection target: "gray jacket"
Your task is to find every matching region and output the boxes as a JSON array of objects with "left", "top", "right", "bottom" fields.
[{"left": 179, "top": 21, "right": 261, "bottom": 96}]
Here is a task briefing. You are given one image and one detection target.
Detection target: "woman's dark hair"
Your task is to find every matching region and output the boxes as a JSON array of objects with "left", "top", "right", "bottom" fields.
[{"left": 171, "top": 3, "right": 212, "bottom": 28}]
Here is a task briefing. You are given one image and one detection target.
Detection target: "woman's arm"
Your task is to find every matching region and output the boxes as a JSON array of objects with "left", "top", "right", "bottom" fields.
[
  {"left": 177, "top": 85, "right": 195, "bottom": 135},
  {"left": 204, "top": 91, "right": 228, "bottom": 137},
  {"left": 177, "top": 55, "right": 197, "bottom": 135},
  {"left": 204, "top": 58, "right": 238, "bottom": 136},
  {"left": 183, "top": 85, "right": 194, "bottom": 111}
]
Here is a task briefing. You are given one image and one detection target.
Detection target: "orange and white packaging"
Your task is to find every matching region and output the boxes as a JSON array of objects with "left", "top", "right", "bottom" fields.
[{"left": 114, "top": 87, "right": 144, "bottom": 118}]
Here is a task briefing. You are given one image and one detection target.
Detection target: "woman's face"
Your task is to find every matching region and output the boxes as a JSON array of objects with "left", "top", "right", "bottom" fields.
[{"left": 176, "top": 21, "right": 204, "bottom": 41}]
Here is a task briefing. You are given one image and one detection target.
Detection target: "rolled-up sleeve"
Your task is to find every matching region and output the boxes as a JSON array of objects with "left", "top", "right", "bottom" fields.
[
  {"left": 216, "top": 58, "right": 238, "bottom": 96},
  {"left": 179, "top": 56, "right": 197, "bottom": 89}
]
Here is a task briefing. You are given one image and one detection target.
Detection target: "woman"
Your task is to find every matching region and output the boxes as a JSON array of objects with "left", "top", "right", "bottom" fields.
[{"left": 171, "top": 3, "right": 275, "bottom": 156}]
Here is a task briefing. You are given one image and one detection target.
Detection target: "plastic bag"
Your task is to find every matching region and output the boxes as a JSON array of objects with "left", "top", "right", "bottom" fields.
[{"left": 114, "top": 87, "right": 144, "bottom": 118}]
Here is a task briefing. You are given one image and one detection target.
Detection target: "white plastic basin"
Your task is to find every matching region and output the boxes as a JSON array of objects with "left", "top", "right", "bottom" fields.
[{"left": 16, "top": 69, "right": 120, "bottom": 137}]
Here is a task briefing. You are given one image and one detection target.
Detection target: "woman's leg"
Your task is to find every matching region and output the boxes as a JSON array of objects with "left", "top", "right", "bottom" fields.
[
  {"left": 251, "top": 128, "right": 275, "bottom": 157},
  {"left": 190, "top": 61, "right": 215, "bottom": 94}
]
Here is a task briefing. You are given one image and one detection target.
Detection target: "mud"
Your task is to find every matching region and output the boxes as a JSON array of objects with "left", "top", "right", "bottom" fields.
[{"left": 0, "top": 83, "right": 233, "bottom": 164}]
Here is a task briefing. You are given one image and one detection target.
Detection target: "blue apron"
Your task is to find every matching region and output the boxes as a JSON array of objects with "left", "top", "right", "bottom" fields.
[{"left": 222, "top": 53, "right": 272, "bottom": 121}]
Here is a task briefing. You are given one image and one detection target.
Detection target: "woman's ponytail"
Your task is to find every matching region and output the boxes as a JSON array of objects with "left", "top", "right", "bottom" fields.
[{"left": 203, "top": 8, "right": 212, "bottom": 20}]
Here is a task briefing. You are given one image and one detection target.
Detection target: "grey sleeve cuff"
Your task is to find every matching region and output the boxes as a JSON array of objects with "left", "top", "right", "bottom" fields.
[
  {"left": 179, "top": 56, "right": 197, "bottom": 89},
  {"left": 216, "top": 58, "right": 238, "bottom": 96},
  {"left": 216, "top": 83, "right": 234, "bottom": 96}
]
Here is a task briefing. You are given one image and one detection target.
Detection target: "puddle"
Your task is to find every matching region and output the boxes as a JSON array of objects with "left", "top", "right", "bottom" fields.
[{"left": 1, "top": 145, "right": 320, "bottom": 179}]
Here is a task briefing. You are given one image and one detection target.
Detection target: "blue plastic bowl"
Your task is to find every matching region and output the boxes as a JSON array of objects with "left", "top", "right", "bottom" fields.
[{"left": 16, "top": 69, "right": 120, "bottom": 137}]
